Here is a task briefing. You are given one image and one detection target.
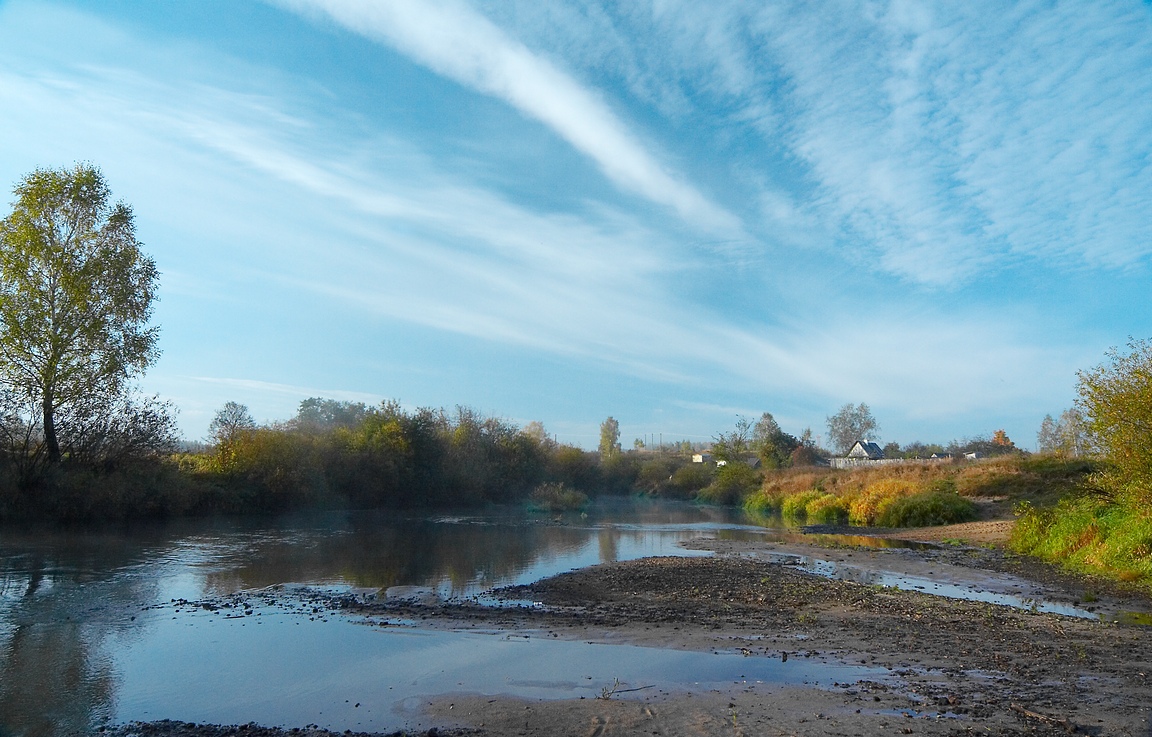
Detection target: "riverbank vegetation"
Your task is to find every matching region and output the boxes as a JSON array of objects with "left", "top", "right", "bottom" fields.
[
  {"left": 0, "top": 165, "right": 1145, "bottom": 597},
  {"left": 1010, "top": 339, "right": 1152, "bottom": 591},
  {"left": 742, "top": 454, "right": 1095, "bottom": 528}
]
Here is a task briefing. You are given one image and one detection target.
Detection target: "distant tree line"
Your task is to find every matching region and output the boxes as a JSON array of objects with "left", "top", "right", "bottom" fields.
[{"left": 0, "top": 164, "right": 1124, "bottom": 524}]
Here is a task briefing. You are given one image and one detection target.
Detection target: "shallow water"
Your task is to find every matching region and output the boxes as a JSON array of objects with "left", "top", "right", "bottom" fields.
[
  {"left": 106, "top": 606, "right": 884, "bottom": 732},
  {"left": 757, "top": 551, "right": 1102, "bottom": 618},
  {"left": 0, "top": 500, "right": 815, "bottom": 735},
  {"left": 0, "top": 499, "right": 1136, "bottom": 736}
]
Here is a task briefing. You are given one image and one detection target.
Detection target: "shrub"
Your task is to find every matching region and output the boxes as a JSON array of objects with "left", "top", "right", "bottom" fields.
[
  {"left": 528, "top": 482, "right": 589, "bottom": 512},
  {"left": 848, "top": 479, "right": 918, "bottom": 526},
  {"left": 805, "top": 493, "right": 850, "bottom": 524},
  {"left": 780, "top": 490, "right": 823, "bottom": 521},
  {"left": 697, "top": 463, "right": 761, "bottom": 505},
  {"left": 874, "top": 491, "right": 978, "bottom": 527},
  {"left": 667, "top": 462, "right": 714, "bottom": 498},
  {"left": 743, "top": 488, "right": 784, "bottom": 515}
]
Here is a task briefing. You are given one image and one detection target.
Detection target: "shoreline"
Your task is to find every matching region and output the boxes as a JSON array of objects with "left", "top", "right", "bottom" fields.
[{"left": 115, "top": 529, "right": 1152, "bottom": 737}]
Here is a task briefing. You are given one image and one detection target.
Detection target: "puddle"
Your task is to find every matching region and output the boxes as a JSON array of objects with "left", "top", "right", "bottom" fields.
[
  {"left": 714, "top": 527, "right": 939, "bottom": 551},
  {"left": 756, "top": 551, "right": 1104, "bottom": 619},
  {"left": 104, "top": 607, "right": 889, "bottom": 733},
  {"left": 1114, "top": 611, "right": 1152, "bottom": 626}
]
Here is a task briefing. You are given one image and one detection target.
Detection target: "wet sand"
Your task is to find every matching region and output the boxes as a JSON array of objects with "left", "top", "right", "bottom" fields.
[{"left": 111, "top": 534, "right": 1152, "bottom": 737}]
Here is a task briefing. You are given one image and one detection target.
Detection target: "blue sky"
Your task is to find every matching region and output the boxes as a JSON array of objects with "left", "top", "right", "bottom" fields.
[{"left": 1, "top": 0, "right": 1150, "bottom": 449}]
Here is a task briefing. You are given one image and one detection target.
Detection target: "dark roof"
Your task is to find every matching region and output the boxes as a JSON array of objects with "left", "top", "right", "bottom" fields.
[{"left": 846, "top": 440, "right": 885, "bottom": 460}]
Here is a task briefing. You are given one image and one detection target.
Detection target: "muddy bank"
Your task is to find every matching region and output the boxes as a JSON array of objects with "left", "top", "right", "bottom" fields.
[
  {"left": 105, "top": 722, "right": 468, "bottom": 737},
  {"left": 114, "top": 541, "right": 1152, "bottom": 737},
  {"left": 367, "top": 553, "right": 1151, "bottom": 735}
]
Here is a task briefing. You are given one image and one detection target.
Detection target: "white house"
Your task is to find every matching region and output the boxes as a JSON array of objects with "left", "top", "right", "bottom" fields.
[{"left": 846, "top": 440, "right": 885, "bottom": 460}]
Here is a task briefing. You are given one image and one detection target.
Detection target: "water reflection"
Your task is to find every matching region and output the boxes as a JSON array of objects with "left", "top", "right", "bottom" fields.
[
  {"left": 0, "top": 531, "right": 169, "bottom": 737},
  {"left": 1, "top": 499, "right": 1140, "bottom": 737},
  {"left": 0, "top": 500, "right": 758, "bottom": 737}
]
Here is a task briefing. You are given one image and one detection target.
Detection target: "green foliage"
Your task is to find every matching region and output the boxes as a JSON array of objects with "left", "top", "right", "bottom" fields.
[
  {"left": 752, "top": 412, "right": 800, "bottom": 468},
  {"left": 712, "top": 416, "right": 753, "bottom": 463},
  {"left": 697, "top": 462, "right": 761, "bottom": 505},
  {"left": 600, "top": 451, "right": 642, "bottom": 494},
  {"left": 550, "top": 445, "right": 602, "bottom": 492},
  {"left": 742, "top": 488, "right": 781, "bottom": 515},
  {"left": 634, "top": 455, "right": 685, "bottom": 496},
  {"left": 293, "top": 397, "right": 370, "bottom": 432},
  {"left": 780, "top": 490, "right": 823, "bottom": 521},
  {"left": 1077, "top": 338, "right": 1152, "bottom": 499},
  {"left": 528, "top": 482, "right": 589, "bottom": 512},
  {"left": 873, "top": 491, "right": 977, "bottom": 527},
  {"left": 805, "top": 493, "right": 850, "bottom": 524},
  {"left": 598, "top": 416, "right": 620, "bottom": 458},
  {"left": 1012, "top": 495, "right": 1152, "bottom": 590},
  {"left": 668, "top": 462, "right": 713, "bottom": 498},
  {"left": 0, "top": 164, "right": 168, "bottom": 473}
]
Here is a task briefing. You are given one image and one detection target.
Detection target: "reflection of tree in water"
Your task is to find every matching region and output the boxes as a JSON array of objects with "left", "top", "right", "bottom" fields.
[
  {"left": 202, "top": 516, "right": 592, "bottom": 596},
  {"left": 0, "top": 529, "right": 169, "bottom": 737},
  {"left": 199, "top": 502, "right": 754, "bottom": 597},
  {"left": 0, "top": 619, "right": 114, "bottom": 737},
  {"left": 598, "top": 527, "right": 619, "bottom": 563}
]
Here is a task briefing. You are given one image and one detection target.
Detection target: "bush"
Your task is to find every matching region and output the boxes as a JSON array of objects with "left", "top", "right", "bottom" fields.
[
  {"left": 669, "top": 462, "right": 714, "bottom": 497},
  {"left": 697, "top": 463, "right": 761, "bottom": 505},
  {"left": 528, "top": 482, "right": 589, "bottom": 512},
  {"left": 848, "top": 479, "right": 918, "bottom": 526},
  {"left": 780, "top": 490, "right": 823, "bottom": 521},
  {"left": 1011, "top": 494, "right": 1152, "bottom": 589},
  {"left": 874, "top": 490, "right": 977, "bottom": 527},
  {"left": 805, "top": 493, "right": 850, "bottom": 524},
  {"left": 743, "top": 488, "right": 784, "bottom": 515}
]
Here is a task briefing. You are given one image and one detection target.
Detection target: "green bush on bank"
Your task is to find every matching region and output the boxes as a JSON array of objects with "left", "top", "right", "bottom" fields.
[
  {"left": 1011, "top": 490, "right": 1152, "bottom": 589},
  {"left": 874, "top": 490, "right": 978, "bottom": 527},
  {"left": 697, "top": 462, "right": 761, "bottom": 505},
  {"left": 805, "top": 493, "right": 850, "bottom": 524},
  {"left": 528, "top": 482, "right": 589, "bottom": 512},
  {"left": 780, "top": 489, "right": 823, "bottom": 521}
]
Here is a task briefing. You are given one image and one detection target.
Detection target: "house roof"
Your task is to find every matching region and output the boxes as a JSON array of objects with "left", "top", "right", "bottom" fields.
[{"left": 846, "top": 440, "right": 884, "bottom": 460}]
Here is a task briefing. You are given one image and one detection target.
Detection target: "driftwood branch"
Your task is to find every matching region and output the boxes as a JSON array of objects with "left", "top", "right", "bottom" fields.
[{"left": 1010, "top": 703, "right": 1079, "bottom": 733}]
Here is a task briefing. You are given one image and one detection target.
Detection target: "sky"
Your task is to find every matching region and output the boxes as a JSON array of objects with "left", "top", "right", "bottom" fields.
[{"left": 1, "top": 0, "right": 1150, "bottom": 449}]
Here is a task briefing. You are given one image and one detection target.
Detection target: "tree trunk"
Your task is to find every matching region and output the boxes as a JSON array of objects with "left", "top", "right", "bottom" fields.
[{"left": 42, "top": 391, "right": 60, "bottom": 464}]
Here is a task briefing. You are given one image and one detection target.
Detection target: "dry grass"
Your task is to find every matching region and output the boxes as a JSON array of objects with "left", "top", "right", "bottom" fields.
[{"left": 745, "top": 455, "right": 1095, "bottom": 529}]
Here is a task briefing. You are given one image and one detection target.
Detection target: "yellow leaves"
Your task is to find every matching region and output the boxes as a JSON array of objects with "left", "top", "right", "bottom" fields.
[{"left": 848, "top": 479, "right": 919, "bottom": 526}]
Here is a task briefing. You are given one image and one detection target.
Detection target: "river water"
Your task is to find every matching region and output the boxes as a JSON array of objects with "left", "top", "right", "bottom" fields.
[
  {"left": 0, "top": 498, "right": 1117, "bottom": 735},
  {"left": 2, "top": 500, "right": 866, "bottom": 735}
]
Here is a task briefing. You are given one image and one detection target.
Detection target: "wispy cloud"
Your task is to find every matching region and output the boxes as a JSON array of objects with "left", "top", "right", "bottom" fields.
[
  {"left": 0, "top": 0, "right": 1122, "bottom": 444},
  {"left": 273, "top": 0, "right": 741, "bottom": 234},
  {"left": 190, "top": 376, "right": 385, "bottom": 405},
  {"left": 0, "top": 39, "right": 1084, "bottom": 426},
  {"left": 459, "top": 1, "right": 1152, "bottom": 285},
  {"left": 752, "top": 0, "right": 1152, "bottom": 283}
]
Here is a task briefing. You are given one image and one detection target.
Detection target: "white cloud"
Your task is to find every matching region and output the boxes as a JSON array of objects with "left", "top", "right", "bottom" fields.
[
  {"left": 0, "top": 0, "right": 1112, "bottom": 442},
  {"left": 273, "top": 0, "right": 742, "bottom": 234},
  {"left": 190, "top": 376, "right": 385, "bottom": 405},
  {"left": 457, "top": 1, "right": 1152, "bottom": 285}
]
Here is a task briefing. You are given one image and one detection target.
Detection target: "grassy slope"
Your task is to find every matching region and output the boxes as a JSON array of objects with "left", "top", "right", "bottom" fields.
[{"left": 747, "top": 455, "right": 1152, "bottom": 592}]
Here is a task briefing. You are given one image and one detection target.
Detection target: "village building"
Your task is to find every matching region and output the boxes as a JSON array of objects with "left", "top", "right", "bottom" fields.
[{"left": 846, "top": 440, "right": 885, "bottom": 460}]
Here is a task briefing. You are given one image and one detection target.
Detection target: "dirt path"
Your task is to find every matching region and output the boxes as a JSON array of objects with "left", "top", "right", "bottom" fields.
[{"left": 112, "top": 536, "right": 1152, "bottom": 737}]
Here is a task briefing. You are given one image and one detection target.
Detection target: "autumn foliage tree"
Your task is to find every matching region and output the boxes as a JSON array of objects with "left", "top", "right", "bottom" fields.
[
  {"left": 1077, "top": 338, "right": 1152, "bottom": 500},
  {"left": 0, "top": 164, "right": 172, "bottom": 474}
]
